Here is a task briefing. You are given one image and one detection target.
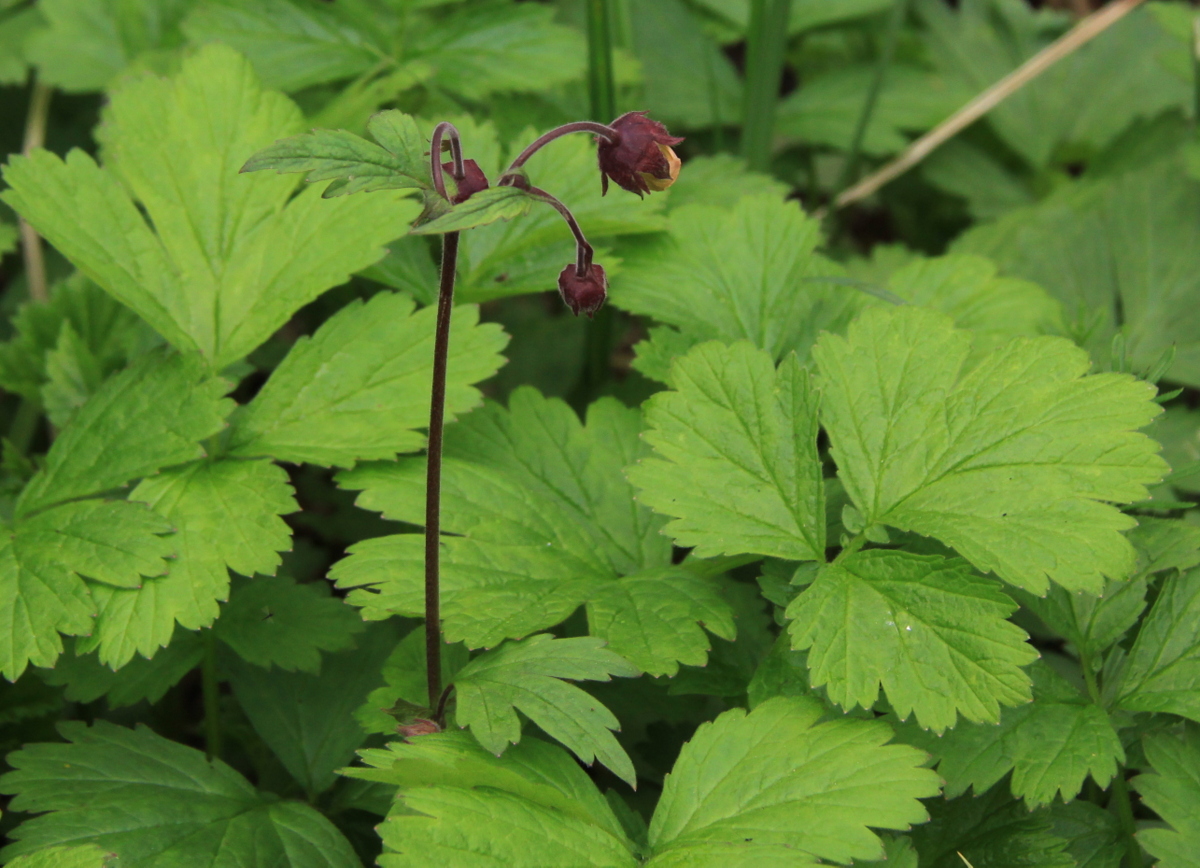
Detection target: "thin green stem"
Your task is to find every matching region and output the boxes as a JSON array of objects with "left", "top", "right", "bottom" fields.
[
  {"left": 834, "top": 532, "right": 867, "bottom": 564},
  {"left": 834, "top": 0, "right": 910, "bottom": 198},
  {"left": 586, "top": 0, "right": 617, "bottom": 121},
  {"left": 424, "top": 230, "right": 459, "bottom": 711},
  {"left": 741, "top": 0, "right": 792, "bottom": 171},
  {"left": 202, "top": 630, "right": 222, "bottom": 762},
  {"left": 1081, "top": 651, "right": 1102, "bottom": 707},
  {"left": 20, "top": 78, "right": 52, "bottom": 303},
  {"left": 7, "top": 398, "right": 41, "bottom": 458},
  {"left": 1109, "top": 773, "right": 1144, "bottom": 868}
]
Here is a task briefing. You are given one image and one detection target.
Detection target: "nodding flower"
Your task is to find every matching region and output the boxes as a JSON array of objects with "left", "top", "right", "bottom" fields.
[
  {"left": 558, "top": 262, "right": 608, "bottom": 318},
  {"left": 596, "top": 111, "right": 684, "bottom": 197}
]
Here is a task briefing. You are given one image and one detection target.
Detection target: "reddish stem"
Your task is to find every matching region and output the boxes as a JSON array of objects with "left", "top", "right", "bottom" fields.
[
  {"left": 501, "top": 121, "right": 619, "bottom": 179},
  {"left": 430, "top": 122, "right": 465, "bottom": 201}
]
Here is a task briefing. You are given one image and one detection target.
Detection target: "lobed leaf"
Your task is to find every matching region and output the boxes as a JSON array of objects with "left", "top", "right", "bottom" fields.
[
  {"left": 647, "top": 696, "right": 940, "bottom": 865},
  {"left": 1133, "top": 726, "right": 1200, "bottom": 867},
  {"left": 630, "top": 340, "right": 825, "bottom": 562},
  {"left": 814, "top": 305, "right": 1166, "bottom": 594},
  {"left": 788, "top": 549, "right": 1036, "bottom": 731},
  {"left": 1114, "top": 567, "right": 1200, "bottom": 721},
  {"left": 452, "top": 633, "right": 640, "bottom": 786}
]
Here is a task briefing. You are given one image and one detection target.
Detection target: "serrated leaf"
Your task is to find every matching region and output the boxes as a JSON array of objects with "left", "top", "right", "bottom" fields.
[
  {"left": 661, "top": 153, "right": 790, "bottom": 212},
  {"left": 16, "top": 351, "right": 230, "bottom": 516},
  {"left": 2, "top": 44, "right": 419, "bottom": 369},
  {"left": 228, "top": 623, "right": 395, "bottom": 796},
  {"left": 646, "top": 696, "right": 940, "bottom": 865},
  {"left": 957, "top": 156, "right": 1200, "bottom": 387},
  {"left": 39, "top": 629, "right": 203, "bottom": 709},
  {"left": 814, "top": 305, "right": 1166, "bottom": 594},
  {"left": 412, "top": 185, "right": 535, "bottom": 235},
  {"left": 787, "top": 550, "right": 1036, "bottom": 731},
  {"left": 0, "top": 721, "right": 359, "bottom": 866},
  {"left": 213, "top": 575, "right": 363, "bottom": 673},
  {"left": 1114, "top": 567, "right": 1200, "bottom": 721},
  {"left": 586, "top": 570, "right": 736, "bottom": 678},
  {"left": 629, "top": 340, "right": 825, "bottom": 562},
  {"left": 24, "top": 0, "right": 191, "bottom": 92},
  {"left": 614, "top": 196, "right": 856, "bottom": 367},
  {"left": 1132, "top": 726, "right": 1200, "bottom": 867},
  {"left": 451, "top": 634, "right": 639, "bottom": 785},
  {"left": 1048, "top": 800, "right": 1124, "bottom": 868},
  {"left": 349, "top": 729, "right": 630, "bottom": 844},
  {"left": 20, "top": 499, "right": 173, "bottom": 588},
  {"left": 909, "top": 785, "right": 1074, "bottom": 868},
  {"left": 228, "top": 290, "right": 506, "bottom": 466},
  {"left": 0, "top": 8, "right": 38, "bottom": 86},
  {"left": 182, "top": 0, "right": 379, "bottom": 92},
  {"left": 82, "top": 458, "right": 295, "bottom": 668},
  {"left": 900, "top": 661, "right": 1123, "bottom": 807},
  {"left": 0, "top": 272, "right": 155, "bottom": 404},
  {"left": 241, "top": 109, "right": 431, "bottom": 196}
]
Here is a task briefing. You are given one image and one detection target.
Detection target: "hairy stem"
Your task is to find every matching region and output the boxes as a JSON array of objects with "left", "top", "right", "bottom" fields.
[
  {"left": 20, "top": 79, "right": 52, "bottom": 303},
  {"left": 502, "top": 121, "right": 619, "bottom": 178},
  {"left": 425, "top": 230, "right": 459, "bottom": 710},
  {"left": 430, "top": 121, "right": 464, "bottom": 201},
  {"left": 741, "top": 0, "right": 792, "bottom": 171},
  {"left": 202, "top": 630, "right": 222, "bottom": 761},
  {"left": 586, "top": 0, "right": 617, "bottom": 121},
  {"left": 528, "top": 185, "right": 594, "bottom": 272}
]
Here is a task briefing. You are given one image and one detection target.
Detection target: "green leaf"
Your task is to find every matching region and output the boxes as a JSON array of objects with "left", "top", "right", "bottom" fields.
[
  {"left": 6, "top": 844, "right": 115, "bottom": 868},
  {"left": 1148, "top": 405, "right": 1200, "bottom": 495},
  {"left": 356, "top": 627, "right": 469, "bottom": 735},
  {"left": 349, "top": 730, "right": 630, "bottom": 843},
  {"left": 661, "top": 154, "right": 789, "bottom": 212},
  {"left": 778, "top": 65, "right": 966, "bottom": 156},
  {"left": 182, "top": 0, "right": 378, "bottom": 92},
  {"left": 0, "top": 272, "right": 154, "bottom": 405},
  {"left": 228, "top": 291, "right": 507, "bottom": 466},
  {"left": 333, "top": 392, "right": 731, "bottom": 675},
  {"left": 82, "top": 458, "right": 295, "bottom": 668},
  {"left": 630, "top": 340, "right": 825, "bottom": 562},
  {"left": 615, "top": 196, "right": 855, "bottom": 366},
  {"left": 352, "top": 732, "right": 637, "bottom": 867},
  {"left": 451, "top": 633, "right": 639, "bottom": 786},
  {"left": 0, "top": 215, "right": 18, "bottom": 253},
  {"left": 899, "top": 661, "right": 1123, "bottom": 806},
  {"left": 39, "top": 629, "right": 204, "bottom": 708},
  {"left": 2, "top": 44, "right": 419, "bottom": 369},
  {"left": 213, "top": 575, "right": 363, "bottom": 673},
  {"left": 24, "top": 0, "right": 191, "bottom": 92},
  {"left": 586, "top": 570, "right": 736, "bottom": 678},
  {"left": 20, "top": 499, "right": 174, "bottom": 588},
  {"left": 957, "top": 156, "right": 1200, "bottom": 388},
  {"left": 0, "top": 8, "right": 39, "bottom": 86},
  {"left": 411, "top": 186, "right": 535, "bottom": 235},
  {"left": 228, "top": 623, "right": 395, "bottom": 796},
  {"left": 919, "top": 3, "right": 1187, "bottom": 169},
  {"left": 787, "top": 550, "right": 1036, "bottom": 731},
  {"left": 1048, "top": 800, "right": 1124, "bottom": 868},
  {"left": 16, "top": 350, "right": 230, "bottom": 516},
  {"left": 1133, "top": 726, "right": 1200, "bottom": 868},
  {"left": 645, "top": 696, "right": 939, "bottom": 865},
  {"left": 909, "top": 785, "right": 1074, "bottom": 868},
  {"left": 1114, "top": 567, "right": 1200, "bottom": 721},
  {"left": 814, "top": 305, "right": 1166, "bottom": 595},
  {"left": 0, "top": 721, "right": 360, "bottom": 866},
  {"left": 241, "top": 109, "right": 431, "bottom": 196}
]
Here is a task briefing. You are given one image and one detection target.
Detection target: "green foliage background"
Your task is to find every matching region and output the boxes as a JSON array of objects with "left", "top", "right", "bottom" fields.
[{"left": 0, "top": 1, "right": 1198, "bottom": 866}]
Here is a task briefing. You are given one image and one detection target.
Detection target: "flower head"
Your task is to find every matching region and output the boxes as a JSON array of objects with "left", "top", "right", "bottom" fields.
[
  {"left": 597, "top": 111, "right": 684, "bottom": 197},
  {"left": 558, "top": 262, "right": 607, "bottom": 317},
  {"left": 443, "top": 158, "right": 489, "bottom": 204}
]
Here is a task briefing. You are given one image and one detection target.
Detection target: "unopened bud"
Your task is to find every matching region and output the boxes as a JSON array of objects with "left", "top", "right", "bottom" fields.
[
  {"left": 558, "top": 262, "right": 608, "bottom": 317},
  {"left": 443, "top": 159, "right": 489, "bottom": 204}
]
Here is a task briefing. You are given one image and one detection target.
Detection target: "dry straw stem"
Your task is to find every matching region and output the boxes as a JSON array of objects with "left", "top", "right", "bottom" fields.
[{"left": 830, "top": 0, "right": 1146, "bottom": 213}]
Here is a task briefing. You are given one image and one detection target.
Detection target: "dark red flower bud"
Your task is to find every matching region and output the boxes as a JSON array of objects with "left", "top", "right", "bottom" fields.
[
  {"left": 558, "top": 262, "right": 607, "bottom": 318},
  {"left": 443, "top": 159, "right": 489, "bottom": 204},
  {"left": 597, "top": 111, "right": 684, "bottom": 197}
]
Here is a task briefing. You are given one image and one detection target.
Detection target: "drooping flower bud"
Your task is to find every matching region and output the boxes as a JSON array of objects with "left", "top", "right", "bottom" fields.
[
  {"left": 597, "top": 111, "right": 684, "bottom": 197},
  {"left": 443, "top": 158, "right": 489, "bottom": 204},
  {"left": 558, "top": 262, "right": 607, "bottom": 317}
]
